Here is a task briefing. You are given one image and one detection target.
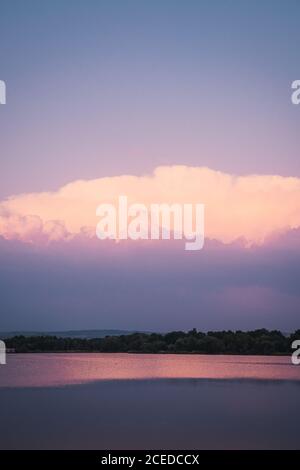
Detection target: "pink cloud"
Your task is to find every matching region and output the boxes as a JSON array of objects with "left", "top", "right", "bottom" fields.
[{"left": 1, "top": 165, "right": 300, "bottom": 245}]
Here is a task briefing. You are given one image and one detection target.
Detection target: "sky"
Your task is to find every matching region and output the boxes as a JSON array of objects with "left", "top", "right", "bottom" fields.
[{"left": 0, "top": 0, "right": 299, "bottom": 331}]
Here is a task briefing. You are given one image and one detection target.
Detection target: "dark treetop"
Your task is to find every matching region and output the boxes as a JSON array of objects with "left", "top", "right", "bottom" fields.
[{"left": 3, "top": 329, "right": 300, "bottom": 355}]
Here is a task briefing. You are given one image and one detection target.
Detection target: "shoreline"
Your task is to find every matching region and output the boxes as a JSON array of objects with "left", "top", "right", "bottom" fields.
[{"left": 6, "top": 350, "right": 291, "bottom": 357}]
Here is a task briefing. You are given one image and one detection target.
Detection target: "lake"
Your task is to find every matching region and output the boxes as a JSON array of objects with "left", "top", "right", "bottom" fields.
[{"left": 0, "top": 353, "right": 299, "bottom": 449}]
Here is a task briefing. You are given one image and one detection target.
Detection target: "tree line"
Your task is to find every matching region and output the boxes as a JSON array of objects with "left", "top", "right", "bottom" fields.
[{"left": 4, "top": 328, "right": 300, "bottom": 355}]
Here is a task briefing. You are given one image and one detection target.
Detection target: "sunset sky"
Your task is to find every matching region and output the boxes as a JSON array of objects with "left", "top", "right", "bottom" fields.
[{"left": 0, "top": 0, "right": 299, "bottom": 331}]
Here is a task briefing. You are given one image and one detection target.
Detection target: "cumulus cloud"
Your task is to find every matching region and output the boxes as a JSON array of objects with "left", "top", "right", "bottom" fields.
[
  {"left": 0, "top": 165, "right": 300, "bottom": 245},
  {"left": 0, "top": 209, "right": 72, "bottom": 244}
]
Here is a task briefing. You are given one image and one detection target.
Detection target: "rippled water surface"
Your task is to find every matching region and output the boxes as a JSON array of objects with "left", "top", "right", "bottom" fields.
[{"left": 0, "top": 353, "right": 299, "bottom": 387}]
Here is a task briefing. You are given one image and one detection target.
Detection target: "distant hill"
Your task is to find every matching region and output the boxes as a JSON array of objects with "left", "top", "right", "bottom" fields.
[{"left": 0, "top": 329, "right": 142, "bottom": 339}]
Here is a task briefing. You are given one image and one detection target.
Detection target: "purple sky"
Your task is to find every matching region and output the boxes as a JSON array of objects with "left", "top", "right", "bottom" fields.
[{"left": 0, "top": 1, "right": 299, "bottom": 331}]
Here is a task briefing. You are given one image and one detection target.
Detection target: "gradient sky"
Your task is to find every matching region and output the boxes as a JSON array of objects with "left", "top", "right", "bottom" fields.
[{"left": 0, "top": 0, "right": 299, "bottom": 331}]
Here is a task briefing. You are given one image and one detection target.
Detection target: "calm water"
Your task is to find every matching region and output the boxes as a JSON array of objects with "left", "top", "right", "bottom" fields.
[
  {"left": 0, "top": 353, "right": 299, "bottom": 449},
  {"left": 1, "top": 353, "right": 299, "bottom": 387}
]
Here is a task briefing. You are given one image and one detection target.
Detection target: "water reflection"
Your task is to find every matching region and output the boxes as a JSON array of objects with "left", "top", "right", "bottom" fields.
[{"left": 0, "top": 353, "right": 299, "bottom": 388}]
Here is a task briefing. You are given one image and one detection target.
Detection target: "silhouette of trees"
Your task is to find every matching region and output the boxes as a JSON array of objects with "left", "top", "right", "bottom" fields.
[{"left": 4, "top": 328, "right": 297, "bottom": 355}]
